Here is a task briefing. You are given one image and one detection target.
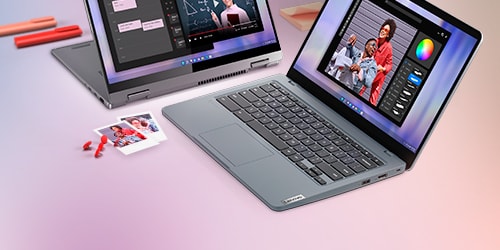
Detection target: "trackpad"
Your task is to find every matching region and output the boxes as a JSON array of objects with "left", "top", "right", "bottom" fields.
[{"left": 200, "top": 124, "right": 273, "bottom": 166}]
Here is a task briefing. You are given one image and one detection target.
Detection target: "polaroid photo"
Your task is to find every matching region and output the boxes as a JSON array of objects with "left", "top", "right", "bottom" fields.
[
  {"left": 117, "top": 111, "right": 167, "bottom": 142},
  {"left": 94, "top": 121, "right": 159, "bottom": 155}
]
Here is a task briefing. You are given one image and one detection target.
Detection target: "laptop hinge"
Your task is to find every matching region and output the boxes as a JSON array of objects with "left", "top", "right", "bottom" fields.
[
  {"left": 251, "top": 58, "right": 271, "bottom": 69},
  {"left": 127, "top": 90, "right": 150, "bottom": 102}
]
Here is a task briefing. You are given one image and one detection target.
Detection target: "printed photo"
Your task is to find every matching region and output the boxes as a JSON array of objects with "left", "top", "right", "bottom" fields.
[
  {"left": 94, "top": 121, "right": 159, "bottom": 155},
  {"left": 117, "top": 111, "right": 167, "bottom": 142}
]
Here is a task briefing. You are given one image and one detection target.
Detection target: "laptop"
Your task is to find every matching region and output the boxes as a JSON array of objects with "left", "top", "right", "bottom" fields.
[
  {"left": 51, "top": 0, "right": 282, "bottom": 109},
  {"left": 162, "top": 0, "right": 482, "bottom": 211}
]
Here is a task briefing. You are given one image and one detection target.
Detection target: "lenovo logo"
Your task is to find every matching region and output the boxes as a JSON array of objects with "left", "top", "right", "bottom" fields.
[{"left": 282, "top": 194, "right": 305, "bottom": 205}]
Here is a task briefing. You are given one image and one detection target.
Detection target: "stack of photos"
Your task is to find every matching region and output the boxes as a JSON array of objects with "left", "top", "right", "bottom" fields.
[{"left": 94, "top": 111, "right": 167, "bottom": 155}]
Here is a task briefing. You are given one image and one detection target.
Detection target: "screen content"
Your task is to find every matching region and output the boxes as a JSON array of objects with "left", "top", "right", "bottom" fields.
[
  {"left": 87, "top": 0, "right": 278, "bottom": 84},
  {"left": 293, "top": 0, "right": 478, "bottom": 153}
]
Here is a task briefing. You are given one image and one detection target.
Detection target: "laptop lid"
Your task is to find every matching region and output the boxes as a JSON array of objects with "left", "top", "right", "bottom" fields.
[
  {"left": 286, "top": 0, "right": 481, "bottom": 170},
  {"left": 82, "top": 0, "right": 281, "bottom": 108}
]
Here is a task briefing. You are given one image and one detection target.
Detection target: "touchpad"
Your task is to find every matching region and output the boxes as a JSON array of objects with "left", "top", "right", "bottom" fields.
[{"left": 200, "top": 124, "right": 273, "bottom": 167}]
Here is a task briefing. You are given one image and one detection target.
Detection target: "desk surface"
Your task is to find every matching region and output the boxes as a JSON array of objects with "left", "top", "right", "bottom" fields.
[{"left": 1, "top": 0, "right": 499, "bottom": 249}]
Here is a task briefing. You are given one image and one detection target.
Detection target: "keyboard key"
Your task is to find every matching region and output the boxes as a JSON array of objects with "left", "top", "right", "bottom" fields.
[
  {"left": 289, "top": 154, "right": 304, "bottom": 162},
  {"left": 233, "top": 110, "right": 253, "bottom": 122},
  {"left": 316, "top": 162, "right": 343, "bottom": 181},
  {"left": 239, "top": 90, "right": 259, "bottom": 102},
  {"left": 252, "top": 112, "right": 266, "bottom": 119},
  {"left": 229, "top": 93, "right": 251, "bottom": 108},
  {"left": 332, "top": 139, "right": 346, "bottom": 146},
  {"left": 245, "top": 107, "right": 258, "bottom": 114},
  {"left": 333, "top": 151, "right": 348, "bottom": 159},
  {"left": 326, "top": 145, "right": 340, "bottom": 153},
  {"left": 286, "top": 139, "right": 301, "bottom": 147},
  {"left": 217, "top": 96, "right": 240, "bottom": 112},
  {"left": 324, "top": 155, "right": 338, "bottom": 164},
  {"left": 250, "top": 87, "right": 268, "bottom": 98},
  {"left": 259, "top": 117, "right": 272, "bottom": 124},
  {"left": 259, "top": 106, "right": 272, "bottom": 113},
  {"left": 265, "top": 123, "right": 279, "bottom": 130},
  {"left": 311, "top": 134, "right": 324, "bottom": 141},
  {"left": 340, "top": 145, "right": 354, "bottom": 152},
  {"left": 311, "top": 167, "right": 323, "bottom": 176},
  {"left": 294, "top": 145, "right": 308, "bottom": 153},
  {"left": 331, "top": 162, "right": 355, "bottom": 177},
  {"left": 260, "top": 84, "right": 275, "bottom": 93},
  {"left": 296, "top": 162, "right": 308, "bottom": 170},
  {"left": 348, "top": 162, "right": 366, "bottom": 173},
  {"left": 272, "top": 128, "right": 286, "bottom": 136},
  {"left": 316, "top": 149, "right": 330, "bottom": 158},
  {"left": 282, "top": 148, "right": 296, "bottom": 156},
  {"left": 270, "top": 81, "right": 282, "bottom": 89},
  {"left": 308, "top": 157, "right": 323, "bottom": 165},
  {"left": 356, "top": 156, "right": 377, "bottom": 169},
  {"left": 314, "top": 176, "right": 327, "bottom": 185},
  {"left": 305, "top": 169, "right": 318, "bottom": 177},
  {"left": 279, "top": 133, "right": 293, "bottom": 141},
  {"left": 267, "top": 113, "right": 280, "bottom": 120},
  {"left": 253, "top": 101, "right": 266, "bottom": 108},
  {"left": 318, "top": 139, "right": 331, "bottom": 147},
  {"left": 371, "top": 157, "right": 384, "bottom": 166},
  {"left": 301, "top": 151, "right": 315, "bottom": 159},
  {"left": 341, "top": 157, "right": 355, "bottom": 165}
]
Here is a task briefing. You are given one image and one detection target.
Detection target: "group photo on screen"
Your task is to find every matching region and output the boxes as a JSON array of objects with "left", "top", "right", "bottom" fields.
[{"left": 319, "top": 0, "right": 417, "bottom": 108}]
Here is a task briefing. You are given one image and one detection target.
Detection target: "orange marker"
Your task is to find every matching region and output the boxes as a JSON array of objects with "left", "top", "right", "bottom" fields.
[
  {"left": 14, "top": 25, "right": 82, "bottom": 48},
  {"left": 0, "top": 16, "right": 57, "bottom": 36}
]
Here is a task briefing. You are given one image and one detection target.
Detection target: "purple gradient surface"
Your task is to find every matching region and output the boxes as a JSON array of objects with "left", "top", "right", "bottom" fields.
[{"left": 1, "top": 0, "right": 499, "bottom": 250}]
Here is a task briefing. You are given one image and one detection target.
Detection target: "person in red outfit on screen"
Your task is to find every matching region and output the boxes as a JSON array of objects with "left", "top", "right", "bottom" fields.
[{"left": 359, "top": 19, "right": 397, "bottom": 106}]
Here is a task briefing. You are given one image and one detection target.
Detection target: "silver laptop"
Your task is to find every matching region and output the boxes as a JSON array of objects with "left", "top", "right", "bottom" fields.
[
  {"left": 51, "top": 0, "right": 282, "bottom": 108},
  {"left": 162, "top": 0, "right": 482, "bottom": 211}
]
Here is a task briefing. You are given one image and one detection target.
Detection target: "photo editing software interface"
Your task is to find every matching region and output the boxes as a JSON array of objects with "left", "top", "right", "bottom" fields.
[
  {"left": 91, "top": 0, "right": 275, "bottom": 83},
  {"left": 317, "top": 0, "right": 449, "bottom": 126}
]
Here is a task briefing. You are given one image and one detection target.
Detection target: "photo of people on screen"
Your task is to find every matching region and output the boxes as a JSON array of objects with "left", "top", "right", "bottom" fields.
[
  {"left": 351, "top": 38, "right": 378, "bottom": 93},
  {"left": 326, "top": 18, "right": 397, "bottom": 105},
  {"left": 358, "top": 19, "right": 397, "bottom": 105},
  {"left": 326, "top": 34, "right": 359, "bottom": 89},
  {"left": 318, "top": 0, "right": 449, "bottom": 125},
  {"left": 322, "top": 15, "right": 402, "bottom": 107},
  {"left": 211, "top": 0, "right": 250, "bottom": 28},
  {"left": 327, "top": 36, "right": 378, "bottom": 93}
]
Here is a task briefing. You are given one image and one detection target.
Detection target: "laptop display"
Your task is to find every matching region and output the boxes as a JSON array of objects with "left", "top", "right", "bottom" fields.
[
  {"left": 289, "top": 0, "right": 481, "bottom": 166},
  {"left": 53, "top": 0, "right": 281, "bottom": 108},
  {"left": 89, "top": 0, "right": 278, "bottom": 86}
]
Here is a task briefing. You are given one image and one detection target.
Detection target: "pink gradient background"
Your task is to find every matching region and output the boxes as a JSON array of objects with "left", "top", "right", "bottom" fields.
[{"left": 1, "top": 0, "right": 498, "bottom": 249}]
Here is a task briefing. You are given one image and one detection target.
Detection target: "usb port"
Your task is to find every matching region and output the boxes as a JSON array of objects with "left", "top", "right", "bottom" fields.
[
  {"left": 378, "top": 174, "right": 388, "bottom": 179},
  {"left": 362, "top": 179, "right": 371, "bottom": 185}
]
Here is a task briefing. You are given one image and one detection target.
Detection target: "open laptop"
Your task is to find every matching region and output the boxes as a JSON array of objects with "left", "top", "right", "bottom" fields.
[
  {"left": 51, "top": 0, "right": 282, "bottom": 109},
  {"left": 162, "top": 0, "right": 482, "bottom": 211}
]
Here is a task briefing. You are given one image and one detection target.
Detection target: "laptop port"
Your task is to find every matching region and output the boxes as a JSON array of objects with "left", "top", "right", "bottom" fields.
[
  {"left": 378, "top": 174, "right": 388, "bottom": 179},
  {"left": 361, "top": 179, "right": 371, "bottom": 185}
]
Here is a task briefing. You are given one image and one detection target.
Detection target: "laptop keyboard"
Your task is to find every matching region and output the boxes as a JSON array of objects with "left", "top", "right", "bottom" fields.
[{"left": 216, "top": 81, "right": 384, "bottom": 185}]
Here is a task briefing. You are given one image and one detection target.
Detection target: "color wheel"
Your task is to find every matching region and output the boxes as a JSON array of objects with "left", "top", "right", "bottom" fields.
[{"left": 416, "top": 38, "right": 434, "bottom": 61}]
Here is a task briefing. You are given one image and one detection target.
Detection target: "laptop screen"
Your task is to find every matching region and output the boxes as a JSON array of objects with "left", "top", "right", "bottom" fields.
[
  {"left": 86, "top": 0, "right": 279, "bottom": 89},
  {"left": 291, "top": 0, "right": 480, "bottom": 157}
]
